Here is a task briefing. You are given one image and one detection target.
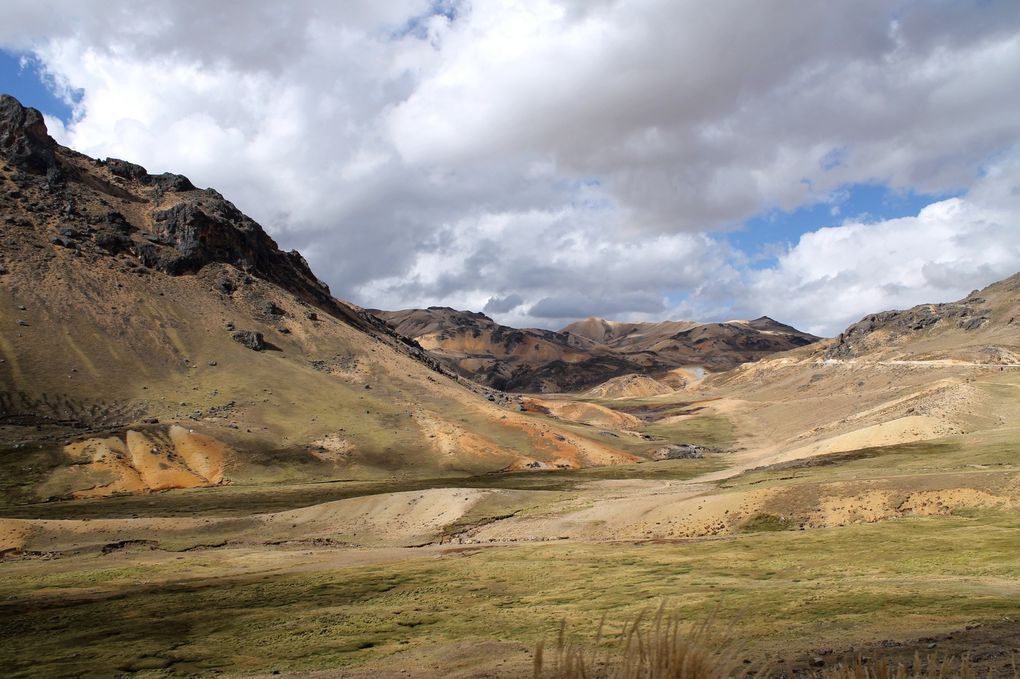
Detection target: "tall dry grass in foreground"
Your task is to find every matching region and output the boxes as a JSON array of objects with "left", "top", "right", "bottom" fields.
[
  {"left": 533, "top": 606, "right": 766, "bottom": 679},
  {"left": 533, "top": 606, "right": 1013, "bottom": 678}
]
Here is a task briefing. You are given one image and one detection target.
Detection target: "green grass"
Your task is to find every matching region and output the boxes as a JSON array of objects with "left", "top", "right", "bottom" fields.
[
  {"left": 0, "top": 442, "right": 65, "bottom": 507},
  {"left": 2, "top": 511, "right": 1019, "bottom": 676},
  {"left": 723, "top": 434, "right": 1020, "bottom": 491},
  {"left": 641, "top": 413, "right": 736, "bottom": 449},
  {"left": 741, "top": 513, "right": 796, "bottom": 532}
]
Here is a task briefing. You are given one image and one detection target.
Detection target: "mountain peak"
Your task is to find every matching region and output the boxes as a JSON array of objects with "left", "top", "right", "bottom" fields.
[{"left": 0, "top": 94, "right": 406, "bottom": 341}]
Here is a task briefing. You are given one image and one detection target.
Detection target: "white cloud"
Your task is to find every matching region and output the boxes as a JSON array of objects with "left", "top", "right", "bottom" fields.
[
  {"left": 2, "top": 0, "right": 1019, "bottom": 336},
  {"left": 732, "top": 149, "right": 1020, "bottom": 336},
  {"left": 354, "top": 200, "right": 733, "bottom": 328}
]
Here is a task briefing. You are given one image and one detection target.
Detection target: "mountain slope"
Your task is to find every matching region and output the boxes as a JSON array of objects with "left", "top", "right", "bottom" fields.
[
  {"left": 825, "top": 275, "right": 1020, "bottom": 364},
  {"left": 564, "top": 315, "right": 819, "bottom": 369},
  {"left": 561, "top": 317, "right": 700, "bottom": 346},
  {"left": 377, "top": 307, "right": 819, "bottom": 393},
  {"left": 0, "top": 95, "right": 637, "bottom": 507},
  {"left": 687, "top": 272, "right": 1020, "bottom": 472},
  {"left": 374, "top": 307, "right": 668, "bottom": 392}
]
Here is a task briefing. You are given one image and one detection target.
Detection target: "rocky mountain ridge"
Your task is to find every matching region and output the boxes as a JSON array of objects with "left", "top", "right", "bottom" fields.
[
  {"left": 0, "top": 94, "right": 417, "bottom": 351},
  {"left": 376, "top": 307, "right": 819, "bottom": 392},
  {"left": 825, "top": 274, "right": 1020, "bottom": 363}
]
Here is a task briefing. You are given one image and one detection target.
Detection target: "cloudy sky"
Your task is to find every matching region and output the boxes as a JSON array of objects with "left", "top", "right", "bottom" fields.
[{"left": 2, "top": 0, "right": 1019, "bottom": 336}]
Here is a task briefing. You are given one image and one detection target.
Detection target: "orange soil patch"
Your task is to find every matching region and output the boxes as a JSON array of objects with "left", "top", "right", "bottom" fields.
[
  {"left": 168, "top": 424, "right": 228, "bottom": 483},
  {"left": 126, "top": 430, "right": 207, "bottom": 491},
  {"left": 50, "top": 427, "right": 234, "bottom": 499},
  {"left": 63, "top": 437, "right": 147, "bottom": 498},
  {"left": 499, "top": 413, "right": 641, "bottom": 469},
  {"left": 413, "top": 410, "right": 522, "bottom": 469}
]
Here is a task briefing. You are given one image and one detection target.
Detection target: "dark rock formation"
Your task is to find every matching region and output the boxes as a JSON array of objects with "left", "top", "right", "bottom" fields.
[
  {"left": 231, "top": 330, "right": 265, "bottom": 351},
  {"left": 0, "top": 95, "right": 424, "bottom": 358},
  {"left": 260, "top": 300, "right": 285, "bottom": 317},
  {"left": 826, "top": 296, "right": 992, "bottom": 359},
  {"left": 376, "top": 307, "right": 820, "bottom": 393},
  {"left": 0, "top": 94, "right": 57, "bottom": 173}
]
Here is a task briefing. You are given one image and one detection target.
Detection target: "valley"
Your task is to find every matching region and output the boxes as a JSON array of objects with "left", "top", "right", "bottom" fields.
[{"left": 1, "top": 93, "right": 1019, "bottom": 677}]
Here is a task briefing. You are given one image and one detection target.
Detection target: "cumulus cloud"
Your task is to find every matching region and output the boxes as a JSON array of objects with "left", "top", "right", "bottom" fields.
[
  {"left": 728, "top": 149, "right": 1020, "bottom": 336},
  {"left": 483, "top": 293, "right": 524, "bottom": 314},
  {"left": 388, "top": 1, "right": 1020, "bottom": 230},
  {"left": 2, "top": 0, "right": 1019, "bottom": 336}
]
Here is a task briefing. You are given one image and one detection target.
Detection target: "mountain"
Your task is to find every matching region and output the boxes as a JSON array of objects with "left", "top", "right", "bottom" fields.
[
  {"left": 376, "top": 307, "right": 819, "bottom": 392},
  {"left": 825, "top": 276, "right": 1020, "bottom": 364},
  {"left": 0, "top": 94, "right": 637, "bottom": 506},
  {"left": 373, "top": 307, "right": 669, "bottom": 392},
  {"left": 560, "top": 317, "right": 700, "bottom": 346},
  {"left": 692, "top": 271, "right": 1020, "bottom": 470},
  {"left": 3, "top": 94, "right": 1019, "bottom": 679},
  {"left": 566, "top": 315, "right": 819, "bottom": 371}
]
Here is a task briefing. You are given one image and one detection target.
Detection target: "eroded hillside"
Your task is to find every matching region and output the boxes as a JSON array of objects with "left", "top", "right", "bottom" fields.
[{"left": 0, "top": 95, "right": 638, "bottom": 506}]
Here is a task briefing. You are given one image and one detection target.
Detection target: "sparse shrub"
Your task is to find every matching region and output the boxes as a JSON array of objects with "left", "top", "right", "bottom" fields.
[{"left": 741, "top": 512, "right": 795, "bottom": 532}]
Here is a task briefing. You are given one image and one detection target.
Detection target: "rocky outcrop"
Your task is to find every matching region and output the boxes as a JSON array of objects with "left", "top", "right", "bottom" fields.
[
  {"left": 827, "top": 298, "right": 991, "bottom": 359},
  {"left": 0, "top": 94, "right": 57, "bottom": 173},
  {"left": 231, "top": 330, "right": 265, "bottom": 351},
  {"left": 0, "top": 93, "right": 428, "bottom": 370}
]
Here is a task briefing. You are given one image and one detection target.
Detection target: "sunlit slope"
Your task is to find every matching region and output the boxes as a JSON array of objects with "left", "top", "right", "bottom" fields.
[{"left": 0, "top": 94, "right": 636, "bottom": 504}]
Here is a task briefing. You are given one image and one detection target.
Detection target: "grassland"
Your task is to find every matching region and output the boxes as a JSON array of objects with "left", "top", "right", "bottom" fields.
[
  {"left": 722, "top": 431, "right": 1020, "bottom": 491},
  {"left": 2, "top": 510, "right": 1018, "bottom": 677},
  {"left": 2, "top": 370, "right": 1018, "bottom": 676}
]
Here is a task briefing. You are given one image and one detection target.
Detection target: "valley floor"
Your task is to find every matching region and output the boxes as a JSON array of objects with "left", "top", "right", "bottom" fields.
[{"left": 2, "top": 364, "right": 1020, "bottom": 677}]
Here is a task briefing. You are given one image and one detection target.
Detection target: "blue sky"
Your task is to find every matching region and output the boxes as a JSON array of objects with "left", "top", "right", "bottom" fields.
[
  {"left": 726, "top": 184, "right": 957, "bottom": 270},
  {"left": 0, "top": 50, "right": 74, "bottom": 123}
]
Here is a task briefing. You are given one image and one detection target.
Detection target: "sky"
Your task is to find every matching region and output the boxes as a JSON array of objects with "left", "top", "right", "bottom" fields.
[{"left": 1, "top": 1, "right": 1019, "bottom": 337}]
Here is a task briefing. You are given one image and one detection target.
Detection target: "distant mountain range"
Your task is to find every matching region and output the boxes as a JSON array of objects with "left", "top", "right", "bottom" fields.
[{"left": 373, "top": 307, "right": 819, "bottom": 392}]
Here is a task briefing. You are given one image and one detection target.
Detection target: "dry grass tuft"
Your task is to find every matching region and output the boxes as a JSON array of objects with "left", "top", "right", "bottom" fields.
[
  {"left": 533, "top": 604, "right": 767, "bottom": 679},
  {"left": 534, "top": 607, "right": 1016, "bottom": 679}
]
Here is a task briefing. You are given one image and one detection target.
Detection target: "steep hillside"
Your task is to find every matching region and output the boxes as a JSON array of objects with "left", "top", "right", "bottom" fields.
[
  {"left": 378, "top": 307, "right": 819, "bottom": 392},
  {"left": 0, "top": 95, "right": 637, "bottom": 507}
]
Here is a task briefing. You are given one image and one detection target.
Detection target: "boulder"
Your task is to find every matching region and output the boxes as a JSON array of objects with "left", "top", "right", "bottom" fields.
[
  {"left": 102, "top": 158, "right": 150, "bottom": 182},
  {"left": 231, "top": 330, "right": 265, "bottom": 351},
  {"left": 260, "top": 300, "right": 285, "bottom": 317}
]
